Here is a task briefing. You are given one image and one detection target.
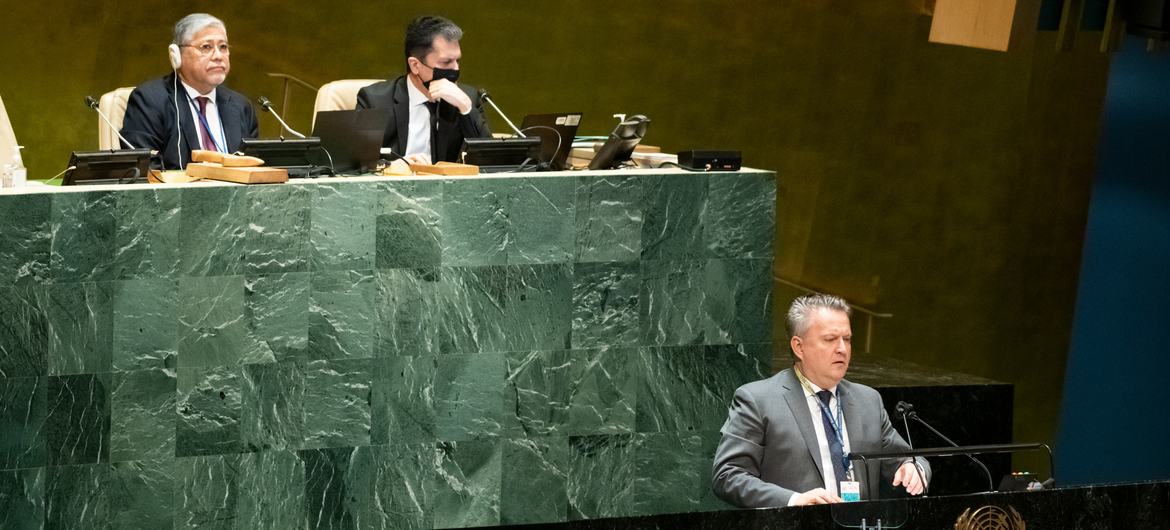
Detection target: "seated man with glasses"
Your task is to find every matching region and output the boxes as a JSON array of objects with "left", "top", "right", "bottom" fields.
[
  {"left": 357, "top": 15, "right": 491, "bottom": 164},
  {"left": 121, "top": 13, "right": 259, "bottom": 169}
]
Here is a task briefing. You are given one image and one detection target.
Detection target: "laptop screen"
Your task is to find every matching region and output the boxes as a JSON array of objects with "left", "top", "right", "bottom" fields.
[
  {"left": 311, "top": 108, "right": 392, "bottom": 173},
  {"left": 519, "top": 113, "right": 582, "bottom": 171}
]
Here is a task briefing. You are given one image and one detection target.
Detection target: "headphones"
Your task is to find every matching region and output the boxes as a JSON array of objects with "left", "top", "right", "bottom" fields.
[{"left": 168, "top": 44, "right": 182, "bottom": 70}]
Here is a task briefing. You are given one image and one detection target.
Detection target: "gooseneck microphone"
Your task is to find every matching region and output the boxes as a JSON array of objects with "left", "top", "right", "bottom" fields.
[
  {"left": 896, "top": 400, "right": 995, "bottom": 493},
  {"left": 477, "top": 88, "right": 525, "bottom": 137},
  {"left": 85, "top": 95, "right": 141, "bottom": 150},
  {"left": 257, "top": 96, "right": 306, "bottom": 139}
]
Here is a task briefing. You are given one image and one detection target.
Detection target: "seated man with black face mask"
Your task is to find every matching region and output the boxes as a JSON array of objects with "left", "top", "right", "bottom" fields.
[{"left": 357, "top": 15, "right": 491, "bottom": 164}]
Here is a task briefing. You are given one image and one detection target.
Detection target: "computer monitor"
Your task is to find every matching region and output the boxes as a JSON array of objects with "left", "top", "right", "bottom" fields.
[
  {"left": 239, "top": 138, "right": 323, "bottom": 176},
  {"left": 519, "top": 113, "right": 582, "bottom": 171},
  {"left": 588, "top": 114, "right": 650, "bottom": 170},
  {"left": 460, "top": 137, "right": 542, "bottom": 173},
  {"left": 311, "top": 108, "right": 392, "bottom": 174},
  {"left": 64, "top": 149, "right": 152, "bottom": 185}
]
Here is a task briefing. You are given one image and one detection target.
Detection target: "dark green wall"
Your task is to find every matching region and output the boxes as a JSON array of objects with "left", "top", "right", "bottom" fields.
[{"left": 1, "top": 1, "right": 1109, "bottom": 472}]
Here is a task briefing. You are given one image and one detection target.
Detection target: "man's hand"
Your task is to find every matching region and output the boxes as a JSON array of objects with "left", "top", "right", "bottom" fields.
[
  {"left": 892, "top": 461, "right": 926, "bottom": 495},
  {"left": 427, "top": 78, "right": 472, "bottom": 114},
  {"left": 790, "top": 488, "right": 844, "bottom": 506},
  {"left": 403, "top": 153, "right": 432, "bottom": 165}
]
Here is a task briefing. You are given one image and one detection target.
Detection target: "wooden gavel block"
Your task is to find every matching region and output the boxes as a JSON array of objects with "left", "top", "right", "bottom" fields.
[{"left": 191, "top": 149, "right": 265, "bottom": 167}]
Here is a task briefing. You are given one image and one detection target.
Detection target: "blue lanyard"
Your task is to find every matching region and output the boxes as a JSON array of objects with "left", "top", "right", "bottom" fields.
[
  {"left": 814, "top": 391, "right": 852, "bottom": 478},
  {"left": 185, "top": 93, "right": 225, "bottom": 153}
]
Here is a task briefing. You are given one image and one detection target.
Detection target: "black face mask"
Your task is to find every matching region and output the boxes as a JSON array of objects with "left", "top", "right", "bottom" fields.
[{"left": 422, "top": 65, "right": 459, "bottom": 88}]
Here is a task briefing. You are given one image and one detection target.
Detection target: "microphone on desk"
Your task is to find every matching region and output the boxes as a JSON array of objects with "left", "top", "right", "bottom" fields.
[
  {"left": 897, "top": 400, "right": 995, "bottom": 493},
  {"left": 257, "top": 96, "right": 306, "bottom": 139},
  {"left": 477, "top": 88, "right": 526, "bottom": 137},
  {"left": 85, "top": 95, "right": 142, "bottom": 150}
]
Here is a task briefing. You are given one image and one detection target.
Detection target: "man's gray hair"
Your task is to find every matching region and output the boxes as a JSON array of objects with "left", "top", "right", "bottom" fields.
[
  {"left": 785, "top": 293, "right": 852, "bottom": 339},
  {"left": 172, "top": 13, "right": 226, "bottom": 46}
]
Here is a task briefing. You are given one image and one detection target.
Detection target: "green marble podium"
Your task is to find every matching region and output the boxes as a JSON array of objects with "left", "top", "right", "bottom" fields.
[{"left": 0, "top": 168, "right": 775, "bottom": 529}]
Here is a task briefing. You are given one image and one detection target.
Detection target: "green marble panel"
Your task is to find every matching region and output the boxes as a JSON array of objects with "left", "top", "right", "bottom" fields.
[
  {"left": 241, "top": 361, "right": 305, "bottom": 452},
  {"left": 695, "top": 430, "right": 734, "bottom": 512},
  {"left": 46, "top": 373, "right": 109, "bottom": 466},
  {"left": 0, "top": 377, "right": 45, "bottom": 470},
  {"left": 178, "top": 275, "right": 253, "bottom": 368},
  {"left": 111, "top": 278, "right": 178, "bottom": 371},
  {"left": 636, "top": 344, "right": 768, "bottom": 433},
  {"left": 308, "top": 269, "right": 375, "bottom": 360},
  {"left": 499, "top": 436, "right": 569, "bottom": 525},
  {"left": 245, "top": 184, "right": 311, "bottom": 274},
  {"left": 364, "top": 443, "right": 437, "bottom": 530},
  {"left": 245, "top": 272, "right": 310, "bottom": 364},
  {"left": 111, "top": 369, "right": 176, "bottom": 462},
  {"left": 46, "top": 281, "right": 112, "bottom": 375},
  {"left": 433, "top": 439, "right": 501, "bottom": 528},
  {"left": 237, "top": 450, "right": 306, "bottom": 530},
  {"left": 302, "top": 358, "right": 372, "bottom": 449},
  {"left": 310, "top": 182, "right": 377, "bottom": 272},
  {"left": 572, "top": 261, "right": 640, "bottom": 349},
  {"left": 45, "top": 463, "right": 109, "bottom": 529},
  {"left": 112, "top": 188, "right": 181, "bottom": 279},
  {"left": 176, "top": 366, "right": 242, "bottom": 457},
  {"left": 375, "top": 179, "right": 443, "bottom": 269},
  {"left": 633, "top": 432, "right": 703, "bottom": 515},
  {"left": 0, "top": 193, "right": 50, "bottom": 286},
  {"left": 567, "top": 434, "right": 639, "bottom": 520},
  {"left": 640, "top": 173, "right": 707, "bottom": 260},
  {"left": 504, "top": 263, "right": 573, "bottom": 352},
  {"left": 0, "top": 285, "right": 48, "bottom": 378},
  {"left": 575, "top": 174, "right": 642, "bottom": 263},
  {"left": 504, "top": 350, "right": 573, "bottom": 437},
  {"left": 566, "top": 347, "right": 638, "bottom": 436},
  {"left": 434, "top": 354, "right": 504, "bottom": 442},
  {"left": 298, "top": 446, "right": 364, "bottom": 530},
  {"left": 434, "top": 266, "right": 508, "bottom": 355},
  {"left": 705, "top": 258, "right": 774, "bottom": 344},
  {"left": 706, "top": 172, "right": 775, "bottom": 259},
  {"left": 175, "top": 454, "right": 240, "bottom": 530},
  {"left": 440, "top": 178, "right": 509, "bottom": 266},
  {"left": 49, "top": 190, "right": 116, "bottom": 282},
  {"left": 374, "top": 267, "right": 443, "bottom": 357},
  {"left": 108, "top": 459, "right": 174, "bottom": 530},
  {"left": 508, "top": 177, "right": 576, "bottom": 264},
  {"left": 179, "top": 187, "right": 248, "bottom": 277},
  {"left": 371, "top": 356, "right": 438, "bottom": 445},
  {"left": 639, "top": 259, "right": 711, "bottom": 346},
  {"left": 0, "top": 467, "right": 44, "bottom": 529}
]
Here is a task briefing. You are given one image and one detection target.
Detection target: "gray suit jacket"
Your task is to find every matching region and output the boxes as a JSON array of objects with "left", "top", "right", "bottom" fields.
[{"left": 712, "top": 368, "right": 931, "bottom": 508}]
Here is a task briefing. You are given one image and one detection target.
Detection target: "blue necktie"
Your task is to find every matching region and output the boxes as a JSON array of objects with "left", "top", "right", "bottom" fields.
[{"left": 817, "top": 390, "right": 849, "bottom": 486}]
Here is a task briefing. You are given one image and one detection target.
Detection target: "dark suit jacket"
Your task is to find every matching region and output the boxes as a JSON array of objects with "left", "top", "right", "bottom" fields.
[
  {"left": 712, "top": 368, "right": 931, "bottom": 508},
  {"left": 355, "top": 74, "right": 491, "bottom": 162},
  {"left": 120, "top": 72, "right": 259, "bottom": 169}
]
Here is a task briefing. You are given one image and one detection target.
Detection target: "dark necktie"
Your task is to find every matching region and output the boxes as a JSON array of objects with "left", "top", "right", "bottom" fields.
[
  {"left": 425, "top": 101, "right": 438, "bottom": 161},
  {"left": 194, "top": 96, "right": 217, "bottom": 152},
  {"left": 817, "top": 389, "right": 849, "bottom": 486}
]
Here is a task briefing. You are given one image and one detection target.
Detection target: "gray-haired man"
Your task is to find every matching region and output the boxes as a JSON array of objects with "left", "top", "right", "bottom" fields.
[
  {"left": 121, "top": 13, "right": 259, "bottom": 169},
  {"left": 712, "top": 293, "right": 931, "bottom": 507}
]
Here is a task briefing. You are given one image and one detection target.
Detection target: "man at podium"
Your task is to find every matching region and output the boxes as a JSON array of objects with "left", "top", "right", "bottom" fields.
[
  {"left": 120, "top": 13, "right": 259, "bottom": 169},
  {"left": 712, "top": 294, "right": 931, "bottom": 507},
  {"left": 356, "top": 15, "right": 491, "bottom": 164}
]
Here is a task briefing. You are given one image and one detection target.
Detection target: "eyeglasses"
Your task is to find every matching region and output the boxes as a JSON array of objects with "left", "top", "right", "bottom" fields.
[{"left": 183, "top": 42, "right": 230, "bottom": 57}]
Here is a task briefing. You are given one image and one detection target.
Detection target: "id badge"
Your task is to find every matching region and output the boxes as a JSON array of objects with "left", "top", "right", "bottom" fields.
[{"left": 840, "top": 481, "right": 861, "bottom": 502}]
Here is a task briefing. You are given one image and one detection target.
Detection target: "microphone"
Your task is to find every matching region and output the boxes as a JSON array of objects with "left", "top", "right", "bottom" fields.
[
  {"left": 85, "top": 95, "right": 141, "bottom": 150},
  {"left": 898, "top": 400, "right": 995, "bottom": 493},
  {"left": 477, "top": 88, "right": 525, "bottom": 137},
  {"left": 257, "top": 96, "right": 306, "bottom": 139}
]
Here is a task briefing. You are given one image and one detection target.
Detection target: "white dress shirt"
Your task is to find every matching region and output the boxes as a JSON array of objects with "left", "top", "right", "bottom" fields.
[
  {"left": 181, "top": 81, "right": 227, "bottom": 153},
  {"left": 405, "top": 79, "right": 431, "bottom": 159},
  {"left": 792, "top": 368, "right": 852, "bottom": 504}
]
